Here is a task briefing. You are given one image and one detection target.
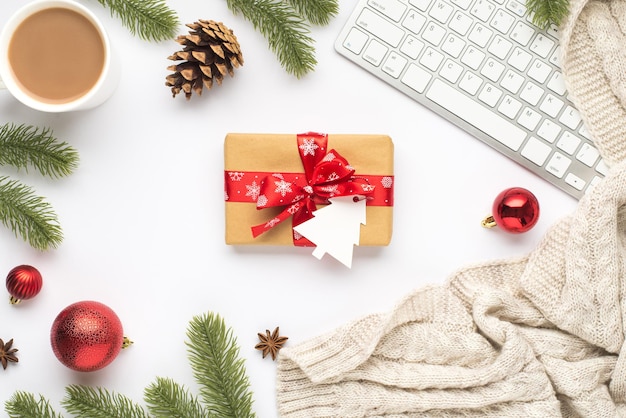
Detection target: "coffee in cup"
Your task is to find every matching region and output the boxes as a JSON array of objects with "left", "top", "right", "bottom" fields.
[{"left": 0, "top": 0, "right": 119, "bottom": 112}]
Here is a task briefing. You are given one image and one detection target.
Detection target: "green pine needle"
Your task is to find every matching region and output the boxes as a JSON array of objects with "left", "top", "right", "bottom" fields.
[
  {"left": 0, "top": 176, "right": 63, "bottom": 251},
  {"left": 145, "top": 377, "right": 209, "bottom": 418},
  {"left": 5, "top": 312, "right": 256, "bottom": 417},
  {"left": 61, "top": 385, "right": 149, "bottom": 418},
  {"left": 527, "top": 0, "right": 569, "bottom": 28},
  {"left": 226, "top": 0, "right": 317, "bottom": 78},
  {"left": 186, "top": 312, "right": 256, "bottom": 418},
  {"left": 0, "top": 124, "right": 79, "bottom": 178},
  {"left": 95, "top": 0, "right": 179, "bottom": 42},
  {"left": 5, "top": 391, "right": 64, "bottom": 418},
  {"left": 286, "top": 0, "right": 339, "bottom": 26}
]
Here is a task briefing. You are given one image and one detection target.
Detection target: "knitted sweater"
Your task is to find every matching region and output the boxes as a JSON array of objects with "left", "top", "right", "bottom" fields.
[{"left": 275, "top": 0, "right": 626, "bottom": 415}]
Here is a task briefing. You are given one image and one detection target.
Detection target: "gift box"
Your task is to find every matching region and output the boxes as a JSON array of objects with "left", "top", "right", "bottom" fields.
[{"left": 224, "top": 133, "right": 394, "bottom": 246}]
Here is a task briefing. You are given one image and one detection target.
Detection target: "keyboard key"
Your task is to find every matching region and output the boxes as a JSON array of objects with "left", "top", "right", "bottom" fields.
[
  {"left": 481, "top": 58, "right": 505, "bottom": 81},
  {"left": 402, "top": 63, "right": 432, "bottom": 92},
  {"left": 490, "top": 10, "right": 515, "bottom": 33},
  {"left": 596, "top": 159, "right": 609, "bottom": 176},
  {"left": 556, "top": 131, "right": 581, "bottom": 155},
  {"left": 459, "top": 71, "right": 483, "bottom": 94},
  {"left": 501, "top": 69, "right": 525, "bottom": 93},
  {"left": 440, "top": 59, "right": 464, "bottom": 82},
  {"left": 368, "top": 0, "right": 407, "bottom": 21},
  {"left": 497, "top": 95, "right": 522, "bottom": 119},
  {"left": 520, "top": 81, "right": 544, "bottom": 106},
  {"left": 547, "top": 72, "right": 566, "bottom": 95},
  {"left": 409, "top": 0, "right": 433, "bottom": 12},
  {"left": 403, "top": 10, "right": 427, "bottom": 33},
  {"left": 546, "top": 152, "right": 571, "bottom": 178},
  {"left": 420, "top": 47, "right": 444, "bottom": 70},
  {"left": 471, "top": 0, "right": 495, "bottom": 21},
  {"left": 357, "top": 8, "right": 405, "bottom": 47},
  {"left": 559, "top": 105, "right": 581, "bottom": 130},
  {"left": 511, "top": 21, "right": 534, "bottom": 46},
  {"left": 430, "top": 0, "right": 454, "bottom": 23},
  {"left": 576, "top": 143, "right": 599, "bottom": 167},
  {"left": 478, "top": 83, "right": 503, "bottom": 107},
  {"left": 529, "top": 34, "right": 555, "bottom": 58},
  {"left": 343, "top": 28, "right": 369, "bottom": 54},
  {"left": 488, "top": 35, "right": 513, "bottom": 59},
  {"left": 539, "top": 93, "right": 564, "bottom": 118},
  {"left": 382, "top": 51, "right": 408, "bottom": 77},
  {"left": 461, "top": 45, "right": 486, "bottom": 69},
  {"left": 449, "top": 11, "right": 473, "bottom": 34},
  {"left": 528, "top": 59, "right": 552, "bottom": 83},
  {"left": 565, "top": 173, "right": 586, "bottom": 191},
  {"left": 508, "top": 47, "right": 532, "bottom": 71},
  {"left": 537, "top": 119, "right": 560, "bottom": 143},
  {"left": 363, "top": 39, "right": 389, "bottom": 65},
  {"left": 442, "top": 33, "right": 466, "bottom": 57},
  {"left": 400, "top": 35, "right": 425, "bottom": 59},
  {"left": 422, "top": 22, "right": 447, "bottom": 45},
  {"left": 521, "top": 136, "right": 552, "bottom": 166},
  {"left": 468, "top": 23, "right": 493, "bottom": 47},
  {"left": 426, "top": 79, "right": 527, "bottom": 150},
  {"left": 450, "top": 0, "right": 472, "bottom": 9},
  {"left": 518, "top": 107, "right": 541, "bottom": 130},
  {"left": 506, "top": 0, "right": 526, "bottom": 16}
]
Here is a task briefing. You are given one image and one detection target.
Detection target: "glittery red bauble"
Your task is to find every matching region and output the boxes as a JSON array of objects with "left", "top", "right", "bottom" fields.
[
  {"left": 492, "top": 187, "right": 540, "bottom": 233},
  {"left": 50, "top": 301, "right": 124, "bottom": 372},
  {"left": 6, "top": 265, "right": 43, "bottom": 304}
]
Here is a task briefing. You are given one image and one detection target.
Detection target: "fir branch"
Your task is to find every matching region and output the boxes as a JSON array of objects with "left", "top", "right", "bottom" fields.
[
  {"left": 95, "top": 0, "right": 179, "bottom": 42},
  {"left": 186, "top": 312, "right": 256, "bottom": 418},
  {"left": 5, "top": 391, "right": 64, "bottom": 418},
  {"left": 145, "top": 377, "right": 209, "bottom": 418},
  {"left": 61, "top": 385, "right": 149, "bottom": 418},
  {"left": 286, "top": 0, "right": 339, "bottom": 26},
  {"left": 0, "top": 176, "right": 62, "bottom": 251},
  {"left": 527, "top": 0, "right": 569, "bottom": 28},
  {"left": 225, "top": 0, "right": 317, "bottom": 78},
  {"left": 0, "top": 124, "right": 79, "bottom": 178}
]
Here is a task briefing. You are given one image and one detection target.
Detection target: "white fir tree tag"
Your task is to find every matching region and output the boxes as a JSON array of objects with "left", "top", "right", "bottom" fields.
[{"left": 293, "top": 195, "right": 367, "bottom": 268}]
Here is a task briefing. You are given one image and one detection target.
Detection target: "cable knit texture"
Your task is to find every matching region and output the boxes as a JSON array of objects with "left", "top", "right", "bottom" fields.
[{"left": 275, "top": 0, "right": 626, "bottom": 415}]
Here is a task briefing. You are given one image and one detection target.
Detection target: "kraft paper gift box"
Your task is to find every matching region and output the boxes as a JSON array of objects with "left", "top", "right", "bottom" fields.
[{"left": 224, "top": 133, "right": 394, "bottom": 246}]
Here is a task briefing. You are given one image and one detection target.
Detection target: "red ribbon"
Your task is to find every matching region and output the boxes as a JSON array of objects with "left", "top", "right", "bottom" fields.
[{"left": 225, "top": 133, "right": 394, "bottom": 246}]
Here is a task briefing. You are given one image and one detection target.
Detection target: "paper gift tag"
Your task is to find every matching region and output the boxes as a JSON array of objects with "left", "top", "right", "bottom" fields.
[{"left": 293, "top": 196, "right": 367, "bottom": 268}]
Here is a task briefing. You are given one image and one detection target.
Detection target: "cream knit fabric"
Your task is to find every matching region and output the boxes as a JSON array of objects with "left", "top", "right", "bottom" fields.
[{"left": 275, "top": 0, "right": 626, "bottom": 415}]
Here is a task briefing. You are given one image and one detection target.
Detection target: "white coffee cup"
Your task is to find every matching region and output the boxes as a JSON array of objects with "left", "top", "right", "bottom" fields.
[{"left": 0, "top": 0, "right": 119, "bottom": 112}]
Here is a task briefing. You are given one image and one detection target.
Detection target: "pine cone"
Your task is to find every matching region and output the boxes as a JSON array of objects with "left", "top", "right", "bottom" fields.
[{"left": 165, "top": 20, "right": 244, "bottom": 100}]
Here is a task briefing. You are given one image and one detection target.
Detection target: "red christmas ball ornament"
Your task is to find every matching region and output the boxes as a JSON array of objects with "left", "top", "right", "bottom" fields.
[
  {"left": 6, "top": 265, "right": 43, "bottom": 304},
  {"left": 50, "top": 300, "right": 131, "bottom": 372},
  {"left": 481, "top": 187, "right": 540, "bottom": 233}
]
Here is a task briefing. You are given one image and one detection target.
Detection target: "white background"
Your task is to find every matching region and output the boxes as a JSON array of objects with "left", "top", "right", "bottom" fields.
[{"left": 0, "top": 0, "right": 578, "bottom": 416}]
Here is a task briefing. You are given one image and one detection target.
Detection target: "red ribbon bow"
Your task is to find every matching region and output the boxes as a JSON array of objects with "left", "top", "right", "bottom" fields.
[{"left": 251, "top": 133, "right": 375, "bottom": 244}]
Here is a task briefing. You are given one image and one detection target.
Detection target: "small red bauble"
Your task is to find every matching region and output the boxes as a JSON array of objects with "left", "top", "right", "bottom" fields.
[
  {"left": 50, "top": 300, "right": 129, "bottom": 372},
  {"left": 482, "top": 187, "right": 540, "bottom": 233},
  {"left": 6, "top": 265, "right": 43, "bottom": 304}
]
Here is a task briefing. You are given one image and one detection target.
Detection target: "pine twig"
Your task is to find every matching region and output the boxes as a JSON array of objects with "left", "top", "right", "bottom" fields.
[
  {"left": 0, "top": 176, "right": 63, "bottom": 251},
  {"left": 95, "top": 0, "right": 179, "bottom": 42},
  {"left": 61, "top": 385, "right": 149, "bottom": 418},
  {"left": 144, "top": 377, "right": 209, "bottom": 418},
  {"left": 5, "top": 391, "right": 64, "bottom": 418},
  {"left": 286, "top": 0, "right": 339, "bottom": 26},
  {"left": 225, "top": 0, "right": 317, "bottom": 78},
  {"left": 527, "top": 0, "right": 569, "bottom": 28},
  {"left": 186, "top": 312, "right": 256, "bottom": 418},
  {"left": 0, "top": 124, "right": 79, "bottom": 178}
]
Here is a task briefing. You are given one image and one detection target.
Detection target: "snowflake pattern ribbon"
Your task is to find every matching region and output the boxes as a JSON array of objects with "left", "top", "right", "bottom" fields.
[{"left": 250, "top": 133, "right": 375, "bottom": 244}]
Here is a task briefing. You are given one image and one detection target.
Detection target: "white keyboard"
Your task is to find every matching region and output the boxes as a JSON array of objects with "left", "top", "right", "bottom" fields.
[{"left": 335, "top": 0, "right": 608, "bottom": 199}]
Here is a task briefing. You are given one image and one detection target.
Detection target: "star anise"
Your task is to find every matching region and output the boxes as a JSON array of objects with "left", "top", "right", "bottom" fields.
[
  {"left": 0, "top": 338, "right": 18, "bottom": 370},
  {"left": 255, "top": 327, "right": 288, "bottom": 361}
]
